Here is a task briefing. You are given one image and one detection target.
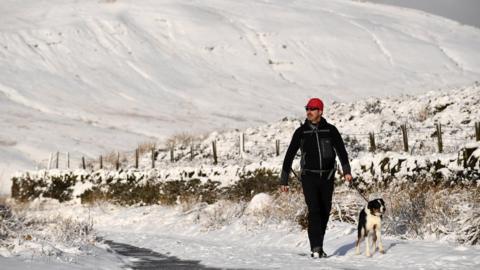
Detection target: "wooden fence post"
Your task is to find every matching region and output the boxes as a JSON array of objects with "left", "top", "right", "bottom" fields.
[
  {"left": 436, "top": 123, "right": 443, "bottom": 153},
  {"left": 48, "top": 152, "right": 53, "bottom": 170},
  {"left": 401, "top": 124, "right": 409, "bottom": 152},
  {"left": 151, "top": 148, "right": 156, "bottom": 169},
  {"left": 212, "top": 141, "right": 218, "bottom": 165},
  {"left": 116, "top": 151, "right": 120, "bottom": 170},
  {"left": 170, "top": 147, "right": 174, "bottom": 163},
  {"left": 369, "top": 132, "right": 376, "bottom": 153},
  {"left": 476, "top": 122, "right": 480, "bottom": 141},
  {"left": 99, "top": 155, "right": 103, "bottom": 169},
  {"left": 55, "top": 151, "right": 59, "bottom": 169},
  {"left": 135, "top": 149, "right": 139, "bottom": 168},
  {"left": 240, "top": 133, "right": 245, "bottom": 154},
  {"left": 82, "top": 156, "right": 86, "bottom": 170},
  {"left": 190, "top": 141, "right": 194, "bottom": 161},
  {"left": 275, "top": 140, "right": 280, "bottom": 156},
  {"left": 66, "top": 152, "right": 70, "bottom": 169}
]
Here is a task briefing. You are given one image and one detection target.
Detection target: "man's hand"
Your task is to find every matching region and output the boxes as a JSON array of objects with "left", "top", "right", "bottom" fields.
[
  {"left": 344, "top": 174, "right": 353, "bottom": 182},
  {"left": 279, "top": 185, "right": 289, "bottom": 193}
]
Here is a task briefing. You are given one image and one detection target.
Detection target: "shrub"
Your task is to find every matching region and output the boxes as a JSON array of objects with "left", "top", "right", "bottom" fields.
[
  {"left": 1, "top": 203, "right": 95, "bottom": 257},
  {"left": 137, "top": 141, "right": 157, "bottom": 156}
]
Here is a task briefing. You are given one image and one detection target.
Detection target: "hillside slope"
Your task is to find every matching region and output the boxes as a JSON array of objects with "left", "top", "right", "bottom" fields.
[{"left": 1, "top": 0, "right": 480, "bottom": 192}]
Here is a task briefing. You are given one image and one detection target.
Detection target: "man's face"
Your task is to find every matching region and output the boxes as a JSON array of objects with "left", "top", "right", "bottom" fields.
[{"left": 306, "top": 107, "right": 322, "bottom": 122}]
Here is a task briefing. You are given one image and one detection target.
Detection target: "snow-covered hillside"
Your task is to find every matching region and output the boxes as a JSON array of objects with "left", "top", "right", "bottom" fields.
[{"left": 1, "top": 0, "right": 480, "bottom": 193}]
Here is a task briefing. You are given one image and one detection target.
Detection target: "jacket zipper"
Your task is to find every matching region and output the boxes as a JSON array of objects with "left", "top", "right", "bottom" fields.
[{"left": 314, "top": 129, "right": 323, "bottom": 170}]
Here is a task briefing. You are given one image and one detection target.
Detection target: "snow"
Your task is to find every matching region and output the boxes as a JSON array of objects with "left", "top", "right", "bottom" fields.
[
  {"left": 245, "top": 193, "right": 273, "bottom": 214},
  {"left": 5, "top": 198, "right": 479, "bottom": 270},
  {"left": 2, "top": 0, "right": 480, "bottom": 193},
  {"left": 2, "top": 0, "right": 480, "bottom": 268},
  {"left": 0, "top": 247, "right": 125, "bottom": 270}
]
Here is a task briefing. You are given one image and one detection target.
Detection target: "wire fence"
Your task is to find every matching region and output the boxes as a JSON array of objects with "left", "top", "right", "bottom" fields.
[{"left": 43, "top": 122, "right": 480, "bottom": 171}]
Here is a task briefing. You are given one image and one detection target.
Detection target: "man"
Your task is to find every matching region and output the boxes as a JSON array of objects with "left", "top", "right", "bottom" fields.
[{"left": 280, "top": 98, "right": 352, "bottom": 258}]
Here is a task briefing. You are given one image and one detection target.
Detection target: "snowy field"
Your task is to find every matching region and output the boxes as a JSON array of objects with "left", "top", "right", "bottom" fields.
[{"left": 2, "top": 0, "right": 480, "bottom": 193}]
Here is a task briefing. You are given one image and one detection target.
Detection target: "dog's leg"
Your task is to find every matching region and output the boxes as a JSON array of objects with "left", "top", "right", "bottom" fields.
[
  {"left": 355, "top": 237, "right": 361, "bottom": 255},
  {"left": 371, "top": 224, "right": 377, "bottom": 253},
  {"left": 377, "top": 227, "right": 385, "bottom": 254},
  {"left": 365, "top": 230, "right": 371, "bottom": 257},
  {"left": 356, "top": 227, "right": 364, "bottom": 255}
]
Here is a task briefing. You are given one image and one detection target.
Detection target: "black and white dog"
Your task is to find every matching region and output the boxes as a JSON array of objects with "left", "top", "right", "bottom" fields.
[{"left": 355, "top": 198, "right": 386, "bottom": 257}]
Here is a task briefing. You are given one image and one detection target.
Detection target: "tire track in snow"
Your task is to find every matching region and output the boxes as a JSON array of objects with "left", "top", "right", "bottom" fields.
[{"left": 104, "top": 239, "right": 244, "bottom": 270}]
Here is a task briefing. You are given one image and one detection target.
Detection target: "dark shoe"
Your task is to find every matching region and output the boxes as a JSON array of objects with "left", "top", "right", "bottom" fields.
[
  {"left": 311, "top": 247, "right": 328, "bottom": 258},
  {"left": 319, "top": 249, "right": 328, "bottom": 258},
  {"left": 310, "top": 247, "right": 319, "bottom": 258}
]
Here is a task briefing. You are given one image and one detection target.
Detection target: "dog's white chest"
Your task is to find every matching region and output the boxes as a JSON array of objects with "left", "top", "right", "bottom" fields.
[{"left": 366, "top": 214, "right": 382, "bottom": 230}]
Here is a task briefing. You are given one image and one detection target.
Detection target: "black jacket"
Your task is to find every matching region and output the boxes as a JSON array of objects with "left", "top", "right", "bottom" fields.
[{"left": 280, "top": 118, "right": 351, "bottom": 185}]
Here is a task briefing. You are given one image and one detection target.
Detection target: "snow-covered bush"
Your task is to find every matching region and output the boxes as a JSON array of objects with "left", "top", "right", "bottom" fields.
[
  {"left": 194, "top": 200, "right": 247, "bottom": 230},
  {"left": 11, "top": 168, "right": 285, "bottom": 205},
  {"left": 222, "top": 168, "right": 297, "bottom": 201},
  {"left": 0, "top": 204, "right": 15, "bottom": 241},
  {"left": 365, "top": 183, "right": 480, "bottom": 244},
  {"left": 0, "top": 202, "right": 95, "bottom": 258},
  {"left": 457, "top": 211, "right": 480, "bottom": 245}
]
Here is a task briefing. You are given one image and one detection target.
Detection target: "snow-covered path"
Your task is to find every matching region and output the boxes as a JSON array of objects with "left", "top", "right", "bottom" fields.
[
  {"left": 92, "top": 201, "right": 480, "bottom": 270},
  {"left": 100, "top": 227, "right": 480, "bottom": 270},
  {"left": 3, "top": 199, "right": 479, "bottom": 269}
]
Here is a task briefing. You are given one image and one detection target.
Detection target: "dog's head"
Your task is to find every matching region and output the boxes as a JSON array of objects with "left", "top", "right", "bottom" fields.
[{"left": 367, "top": 198, "right": 386, "bottom": 217}]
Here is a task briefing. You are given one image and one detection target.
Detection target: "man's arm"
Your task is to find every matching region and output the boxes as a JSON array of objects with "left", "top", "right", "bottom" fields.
[
  {"left": 331, "top": 126, "right": 351, "bottom": 176},
  {"left": 280, "top": 128, "right": 302, "bottom": 186}
]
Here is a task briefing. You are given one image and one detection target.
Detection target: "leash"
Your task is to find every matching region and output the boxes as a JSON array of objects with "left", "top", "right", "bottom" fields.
[
  {"left": 291, "top": 169, "right": 301, "bottom": 182},
  {"left": 348, "top": 179, "right": 369, "bottom": 203}
]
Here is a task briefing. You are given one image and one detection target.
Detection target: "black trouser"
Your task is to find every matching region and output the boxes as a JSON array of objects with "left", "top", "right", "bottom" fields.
[{"left": 301, "top": 171, "right": 334, "bottom": 251}]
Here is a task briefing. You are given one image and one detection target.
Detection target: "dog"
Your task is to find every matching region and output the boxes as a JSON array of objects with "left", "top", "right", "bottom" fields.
[{"left": 355, "top": 198, "right": 386, "bottom": 257}]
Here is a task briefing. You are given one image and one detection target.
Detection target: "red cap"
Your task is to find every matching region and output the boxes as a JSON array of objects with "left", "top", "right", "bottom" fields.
[{"left": 306, "top": 98, "right": 324, "bottom": 111}]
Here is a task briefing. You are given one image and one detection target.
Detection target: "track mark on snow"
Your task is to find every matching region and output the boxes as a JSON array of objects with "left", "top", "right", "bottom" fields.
[
  {"left": 318, "top": 8, "right": 394, "bottom": 66},
  {"left": 104, "top": 239, "right": 248, "bottom": 270}
]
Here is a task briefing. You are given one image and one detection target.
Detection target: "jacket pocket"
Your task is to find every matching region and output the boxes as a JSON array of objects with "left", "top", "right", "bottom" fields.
[{"left": 320, "top": 138, "right": 334, "bottom": 159}]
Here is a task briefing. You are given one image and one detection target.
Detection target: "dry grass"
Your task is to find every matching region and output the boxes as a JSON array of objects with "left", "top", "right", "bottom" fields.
[
  {"left": 417, "top": 105, "right": 430, "bottom": 122},
  {"left": 103, "top": 151, "right": 123, "bottom": 169},
  {"left": 165, "top": 132, "right": 197, "bottom": 149},
  {"left": 137, "top": 141, "right": 157, "bottom": 156},
  {"left": 371, "top": 183, "right": 480, "bottom": 241},
  {"left": 1, "top": 204, "right": 95, "bottom": 256},
  {"left": 0, "top": 139, "right": 16, "bottom": 147},
  {"left": 0, "top": 195, "right": 8, "bottom": 205}
]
